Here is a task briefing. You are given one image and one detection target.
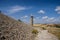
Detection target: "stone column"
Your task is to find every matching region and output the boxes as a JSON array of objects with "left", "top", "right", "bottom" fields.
[
  {"left": 0, "top": 11, "right": 1, "bottom": 13},
  {"left": 30, "top": 15, "right": 33, "bottom": 26}
]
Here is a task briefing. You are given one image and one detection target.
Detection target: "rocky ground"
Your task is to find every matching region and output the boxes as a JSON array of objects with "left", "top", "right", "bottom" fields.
[{"left": 0, "top": 13, "right": 34, "bottom": 40}]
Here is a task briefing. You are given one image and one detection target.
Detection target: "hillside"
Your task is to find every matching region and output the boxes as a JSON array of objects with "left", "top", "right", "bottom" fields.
[{"left": 0, "top": 13, "right": 34, "bottom": 40}]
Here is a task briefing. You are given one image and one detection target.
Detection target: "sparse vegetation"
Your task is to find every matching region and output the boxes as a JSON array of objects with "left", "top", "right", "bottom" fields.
[
  {"left": 33, "top": 24, "right": 60, "bottom": 40},
  {"left": 0, "top": 13, "right": 34, "bottom": 40},
  {"left": 46, "top": 27, "right": 60, "bottom": 40},
  {"left": 42, "top": 27, "right": 46, "bottom": 30},
  {"left": 32, "top": 29, "right": 38, "bottom": 34},
  {"left": 55, "top": 25, "right": 60, "bottom": 28}
]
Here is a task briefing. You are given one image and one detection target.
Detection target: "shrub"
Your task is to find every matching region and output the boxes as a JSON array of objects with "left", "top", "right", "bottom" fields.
[
  {"left": 55, "top": 25, "right": 60, "bottom": 28},
  {"left": 42, "top": 27, "right": 46, "bottom": 30},
  {"left": 32, "top": 29, "right": 38, "bottom": 34},
  {"left": 18, "top": 19, "right": 22, "bottom": 22}
]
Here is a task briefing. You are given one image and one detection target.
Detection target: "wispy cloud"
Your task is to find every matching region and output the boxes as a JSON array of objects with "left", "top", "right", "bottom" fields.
[
  {"left": 55, "top": 6, "right": 60, "bottom": 14},
  {"left": 38, "top": 10, "right": 45, "bottom": 14},
  {"left": 6, "top": 5, "right": 32, "bottom": 14}
]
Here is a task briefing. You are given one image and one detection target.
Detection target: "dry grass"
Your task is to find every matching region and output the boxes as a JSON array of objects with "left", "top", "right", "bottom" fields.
[
  {"left": 33, "top": 24, "right": 60, "bottom": 40},
  {"left": 32, "top": 29, "right": 38, "bottom": 34},
  {"left": 46, "top": 27, "right": 60, "bottom": 40},
  {"left": 0, "top": 13, "right": 34, "bottom": 40}
]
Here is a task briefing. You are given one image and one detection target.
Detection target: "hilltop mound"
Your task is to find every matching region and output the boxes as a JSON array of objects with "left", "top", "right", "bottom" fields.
[{"left": 0, "top": 13, "right": 33, "bottom": 40}]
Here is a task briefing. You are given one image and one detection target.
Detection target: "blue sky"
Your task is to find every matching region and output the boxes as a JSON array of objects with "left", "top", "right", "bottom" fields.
[{"left": 0, "top": 0, "right": 60, "bottom": 24}]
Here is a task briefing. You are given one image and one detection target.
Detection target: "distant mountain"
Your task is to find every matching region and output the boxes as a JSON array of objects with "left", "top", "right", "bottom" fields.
[{"left": 0, "top": 13, "right": 34, "bottom": 40}]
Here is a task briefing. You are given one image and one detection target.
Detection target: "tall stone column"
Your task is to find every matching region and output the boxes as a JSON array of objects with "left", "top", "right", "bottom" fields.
[
  {"left": 30, "top": 15, "right": 33, "bottom": 26},
  {"left": 0, "top": 11, "right": 1, "bottom": 13}
]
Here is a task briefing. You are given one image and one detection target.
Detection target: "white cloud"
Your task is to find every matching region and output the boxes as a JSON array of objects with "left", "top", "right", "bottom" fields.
[
  {"left": 33, "top": 16, "right": 40, "bottom": 22},
  {"left": 36, "top": 17, "right": 40, "bottom": 19},
  {"left": 34, "top": 16, "right": 57, "bottom": 24},
  {"left": 55, "top": 6, "right": 60, "bottom": 11},
  {"left": 33, "top": 18, "right": 36, "bottom": 21},
  {"left": 23, "top": 15, "right": 28, "bottom": 18},
  {"left": 42, "top": 16, "right": 57, "bottom": 23},
  {"left": 49, "top": 17, "right": 55, "bottom": 20},
  {"left": 7, "top": 5, "right": 31, "bottom": 14},
  {"left": 42, "top": 16, "right": 48, "bottom": 19},
  {"left": 31, "top": 16, "right": 60, "bottom": 24},
  {"left": 20, "top": 15, "right": 29, "bottom": 23},
  {"left": 21, "top": 15, "right": 28, "bottom": 19},
  {"left": 47, "top": 17, "right": 56, "bottom": 22},
  {"left": 43, "top": 16, "right": 55, "bottom": 22},
  {"left": 55, "top": 6, "right": 60, "bottom": 14},
  {"left": 7, "top": 5, "right": 26, "bottom": 13},
  {"left": 57, "top": 11, "right": 60, "bottom": 14},
  {"left": 38, "top": 10, "right": 45, "bottom": 14}
]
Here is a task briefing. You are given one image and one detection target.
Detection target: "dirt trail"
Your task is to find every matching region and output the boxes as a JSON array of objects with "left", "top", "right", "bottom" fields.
[{"left": 34, "top": 27, "right": 59, "bottom": 40}]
